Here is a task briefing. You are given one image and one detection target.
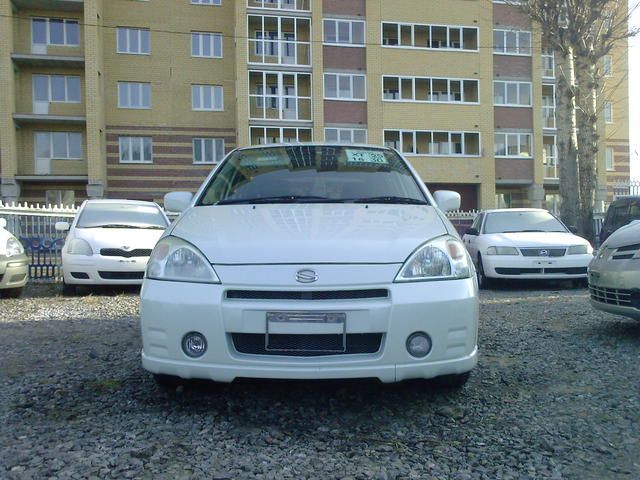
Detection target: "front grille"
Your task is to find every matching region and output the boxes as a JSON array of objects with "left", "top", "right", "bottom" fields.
[
  {"left": 545, "top": 267, "right": 588, "bottom": 275},
  {"left": 226, "top": 289, "right": 389, "bottom": 301},
  {"left": 616, "top": 243, "right": 640, "bottom": 252},
  {"left": 495, "top": 268, "right": 541, "bottom": 275},
  {"left": 495, "top": 267, "right": 587, "bottom": 275},
  {"left": 520, "top": 248, "right": 566, "bottom": 257},
  {"left": 590, "top": 286, "right": 634, "bottom": 307},
  {"left": 231, "top": 333, "right": 383, "bottom": 357},
  {"left": 98, "top": 271, "right": 144, "bottom": 280},
  {"left": 100, "top": 248, "right": 152, "bottom": 258},
  {"left": 71, "top": 272, "right": 90, "bottom": 279}
]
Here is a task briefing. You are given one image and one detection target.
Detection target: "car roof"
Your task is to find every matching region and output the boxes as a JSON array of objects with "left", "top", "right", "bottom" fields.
[
  {"left": 83, "top": 199, "right": 159, "bottom": 207},
  {"left": 234, "top": 142, "right": 395, "bottom": 152},
  {"left": 481, "top": 208, "right": 550, "bottom": 214},
  {"left": 608, "top": 196, "right": 640, "bottom": 205}
]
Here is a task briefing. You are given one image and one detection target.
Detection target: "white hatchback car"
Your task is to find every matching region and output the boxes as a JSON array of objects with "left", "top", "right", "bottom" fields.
[
  {"left": 141, "top": 144, "right": 479, "bottom": 388},
  {"left": 57, "top": 200, "right": 170, "bottom": 295},
  {"left": 462, "top": 208, "right": 593, "bottom": 288}
]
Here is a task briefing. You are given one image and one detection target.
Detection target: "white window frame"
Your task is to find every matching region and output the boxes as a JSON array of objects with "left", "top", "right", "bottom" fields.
[
  {"left": 383, "top": 130, "right": 481, "bottom": 157},
  {"left": 324, "top": 73, "right": 366, "bottom": 101},
  {"left": 31, "top": 18, "right": 80, "bottom": 47},
  {"left": 382, "top": 75, "right": 479, "bottom": 104},
  {"left": 249, "top": 71, "right": 311, "bottom": 121},
  {"left": 116, "top": 27, "right": 151, "bottom": 55},
  {"left": 604, "top": 101, "right": 613, "bottom": 123},
  {"left": 324, "top": 128, "right": 368, "bottom": 144},
  {"left": 493, "top": 81, "right": 532, "bottom": 107},
  {"left": 605, "top": 146, "right": 615, "bottom": 171},
  {"left": 493, "top": 29, "right": 532, "bottom": 56},
  {"left": 542, "top": 47, "right": 555, "bottom": 78},
  {"left": 323, "top": 19, "right": 365, "bottom": 47},
  {"left": 381, "top": 22, "right": 479, "bottom": 52},
  {"left": 192, "top": 138, "right": 225, "bottom": 164},
  {"left": 192, "top": 85, "right": 224, "bottom": 111},
  {"left": 117, "top": 82, "right": 152, "bottom": 109},
  {"left": 249, "top": 0, "right": 310, "bottom": 12},
  {"left": 494, "top": 132, "right": 533, "bottom": 158},
  {"left": 603, "top": 55, "right": 613, "bottom": 76},
  {"left": 250, "top": 126, "right": 312, "bottom": 145},
  {"left": 119, "top": 136, "right": 153, "bottom": 164},
  {"left": 543, "top": 135, "right": 558, "bottom": 179},
  {"left": 32, "top": 75, "right": 81, "bottom": 104},
  {"left": 191, "top": 32, "right": 223, "bottom": 58},
  {"left": 35, "top": 132, "right": 83, "bottom": 160}
]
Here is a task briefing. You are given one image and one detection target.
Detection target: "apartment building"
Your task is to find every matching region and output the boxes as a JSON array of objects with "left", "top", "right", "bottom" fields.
[{"left": 0, "top": 0, "right": 630, "bottom": 210}]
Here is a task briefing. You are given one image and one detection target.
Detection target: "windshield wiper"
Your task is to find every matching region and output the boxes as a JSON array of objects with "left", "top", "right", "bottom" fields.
[
  {"left": 351, "top": 196, "right": 429, "bottom": 205},
  {"left": 216, "top": 195, "right": 341, "bottom": 205},
  {"left": 85, "top": 224, "right": 165, "bottom": 229}
]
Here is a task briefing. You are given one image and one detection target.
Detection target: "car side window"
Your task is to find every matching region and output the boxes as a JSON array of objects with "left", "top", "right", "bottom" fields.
[
  {"left": 630, "top": 203, "right": 640, "bottom": 221},
  {"left": 471, "top": 213, "right": 484, "bottom": 233},
  {"left": 610, "top": 204, "right": 629, "bottom": 229}
]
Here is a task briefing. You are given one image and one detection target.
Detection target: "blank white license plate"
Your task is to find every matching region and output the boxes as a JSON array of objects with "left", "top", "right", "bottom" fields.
[{"left": 266, "top": 311, "right": 346, "bottom": 352}]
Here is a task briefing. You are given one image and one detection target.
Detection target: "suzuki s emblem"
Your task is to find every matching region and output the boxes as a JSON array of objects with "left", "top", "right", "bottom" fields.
[
  {"left": 122, "top": 245, "right": 131, "bottom": 250},
  {"left": 539, "top": 249, "right": 549, "bottom": 256},
  {"left": 296, "top": 269, "right": 318, "bottom": 283}
]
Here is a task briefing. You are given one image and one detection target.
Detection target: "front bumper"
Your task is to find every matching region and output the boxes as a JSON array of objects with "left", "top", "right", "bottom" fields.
[
  {"left": 483, "top": 254, "right": 592, "bottom": 280},
  {"left": 0, "top": 254, "right": 29, "bottom": 289},
  {"left": 62, "top": 254, "right": 148, "bottom": 285},
  {"left": 588, "top": 258, "right": 640, "bottom": 320},
  {"left": 140, "top": 277, "right": 479, "bottom": 383}
]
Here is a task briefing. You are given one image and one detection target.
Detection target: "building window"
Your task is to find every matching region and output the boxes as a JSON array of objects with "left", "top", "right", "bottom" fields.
[
  {"left": 32, "top": 18, "right": 80, "bottom": 46},
  {"left": 603, "top": 55, "right": 613, "bottom": 76},
  {"left": 249, "top": 71, "right": 311, "bottom": 121},
  {"left": 381, "top": 23, "right": 479, "bottom": 51},
  {"left": 383, "top": 76, "right": 479, "bottom": 103},
  {"left": 46, "top": 190, "right": 75, "bottom": 207},
  {"left": 119, "top": 136, "right": 153, "bottom": 163},
  {"left": 542, "top": 47, "right": 555, "bottom": 78},
  {"left": 193, "top": 138, "right": 225, "bottom": 164},
  {"left": 496, "top": 193, "right": 513, "bottom": 209},
  {"left": 384, "top": 130, "right": 481, "bottom": 156},
  {"left": 33, "top": 75, "right": 81, "bottom": 103},
  {"left": 495, "top": 133, "right": 532, "bottom": 158},
  {"left": 604, "top": 101, "right": 613, "bottom": 123},
  {"left": 493, "top": 29, "right": 532, "bottom": 55},
  {"left": 250, "top": 126, "right": 312, "bottom": 145},
  {"left": 325, "top": 128, "right": 367, "bottom": 144},
  {"left": 35, "top": 132, "right": 83, "bottom": 160},
  {"left": 543, "top": 135, "right": 558, "bottom": 178},
  {"left": 191, "top": 32, "right": 223, "bottom": 58},
  {"left": 117, "top": 27, "right": 151, "bottom": 54},
  {"left": 192, "top": 85, "right": 224, "bottom": 111},
  {"left": 191, "top": 0, "right": 221, "bottom": 4},
  {"left": 606, "top": 147, "right": 615, "bottom": 171},
  {"left": 493, "top": 81, "right": 532, "bottom": 106},
  {"left": 323, "top": 19, "right": 365, "bottom": 46},
  {"left": 324, "top": 73, "right": 366, "bottom": 100},
  {"left": 117, "top": 82, "right": 152, "bottom": 109}
]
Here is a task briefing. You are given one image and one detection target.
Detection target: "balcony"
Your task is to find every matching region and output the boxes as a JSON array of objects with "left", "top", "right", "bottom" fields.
[
  {"left": 11, "top": 53, "right": 84, "bottom": 68},
  {"left": 247, "top": 0, "right": 310, "bottom": 13},
  {"left": 542, "top": 84, "right": 556, "bottom": 130},
  {"left": 249, "top": 71, "right": 312, "bottom": 122},
  {"left": 13, "top": 113, "right": 86, "bottom": 126},
  {"left": 12, "top": 0, "right": 83, "bottom": 12},
  {"left": 248, "top": 15, "right": 311, "bottom": 67},
  {"left": 543, "top": 135, "right": 558, "bottom": 180}
]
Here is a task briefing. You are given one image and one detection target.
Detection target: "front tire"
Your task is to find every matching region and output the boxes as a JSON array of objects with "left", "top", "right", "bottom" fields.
[
  {"left": 153, "top": 374, "right": 183, "bottom": 390},
  {"left": 476, "top": 255, "right": 493, "bottom": 289},
  {"left": 433, "top": 371, "right": 471, "bottom": 390},
  {"left": 62, "top": 281, "right": 77, "bottom": 296},
  {"left": 3, "top": 287, "right": 23, "bottom": 298}
]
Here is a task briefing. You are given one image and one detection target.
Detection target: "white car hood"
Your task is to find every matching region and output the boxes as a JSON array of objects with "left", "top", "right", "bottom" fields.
[
  {"left": 73, "top": 227, "right": 165, "bottom": 251},
  {"left": 602, "top": 221, "right": 640, "bottom": 249},
  {"left": 170, "top": 204, "right": 448, "bottom": 264},
  {"left": 482, "top": 231, "right": 588, "bottom": 247}
]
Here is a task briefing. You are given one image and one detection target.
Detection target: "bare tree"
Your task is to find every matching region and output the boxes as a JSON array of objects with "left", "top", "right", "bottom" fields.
[{"left": 513, "top": 0, "right": 637, "bottom": 240}]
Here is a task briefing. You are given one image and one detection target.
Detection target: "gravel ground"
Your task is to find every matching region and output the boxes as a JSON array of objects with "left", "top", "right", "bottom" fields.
[{"left": 1, "top": 283, "right": 639, "bottom": 480}]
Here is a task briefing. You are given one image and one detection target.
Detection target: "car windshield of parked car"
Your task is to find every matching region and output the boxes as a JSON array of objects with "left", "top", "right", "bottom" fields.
[
  {"left": 483, "top": 211, "right": 567, "bottom": 234},
  {"left": 76, "top": 204, "right": 168, "bottom": 229},
  {"left": 197, "top": 145, "right": 429, "bottom": 206}
]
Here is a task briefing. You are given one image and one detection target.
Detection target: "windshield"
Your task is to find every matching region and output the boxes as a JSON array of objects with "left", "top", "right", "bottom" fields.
[
  {"left": 483, "top": 211, "right": 567, "bottom": 234},
  {"left": 77, "top": 203, "right": 168, "bottom": 229},
  {"left": 197, "top": 145, "right": 429, "bottom": 206}
]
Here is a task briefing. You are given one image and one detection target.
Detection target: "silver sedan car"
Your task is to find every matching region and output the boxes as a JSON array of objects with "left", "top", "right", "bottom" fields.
[{"left": 589, "top": 220, "right": 640, "bottom": 320}]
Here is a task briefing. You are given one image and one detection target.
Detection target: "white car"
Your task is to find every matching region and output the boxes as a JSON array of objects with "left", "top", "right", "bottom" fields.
[
  {"left": 462, "top": 208, "right": 593, "bottom": 288},
  {"left": 0, "top": 218, "right": 28, "bottom": 297},
  {"left": 57, "top": 200, "right": 170, "bottom": 295},
  {"left": 140, "top": 144, "right": 479, "bottom": 388}
]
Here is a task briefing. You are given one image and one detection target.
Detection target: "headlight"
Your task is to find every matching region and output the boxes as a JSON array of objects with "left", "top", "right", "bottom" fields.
[
  {"left": 66, "top": 238, "right": 93, "bottom": 256},
  {"left": 147, "top": 236, "right": 220, "bottom": 283},
  {"left": 5, "top": 237, "right": 24, "bottom": 257},
  {"left": 486, "top": 246, "right": 519, "bottom": 256},
  {"left": 395, "top": 236, "right": 471, "bottom": 282},
  {"left": 567, "top": 244, "right": 593, "bottom": 255}
]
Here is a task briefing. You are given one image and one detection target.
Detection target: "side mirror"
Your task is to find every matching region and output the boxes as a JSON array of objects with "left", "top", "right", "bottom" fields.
[
  {"left": 55, "top": 221, "right": 70, "bottom": 232},
  {"left": 164, "top": 191, "right": 194, "bottom": 213},
  {"left": 433, "top": 190, "right": 461, "bottom": 213},
  {"left": 465, "top": 227, "right": 479, "bottom": 236},
  {"left": 0, "top": 218, "right": 6, "bottom": 229}
]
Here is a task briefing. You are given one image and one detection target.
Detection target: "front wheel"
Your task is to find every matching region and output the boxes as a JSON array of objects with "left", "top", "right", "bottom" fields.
[
  {"left": 3, "top": 287, "right": 23, "bottom": 298},
  {"left": 476, "top": 255, "right": 493, "bottom": 289},
  {"left": 62, "top": 281, "right": 77, "bottom": 296},
  {"left": 433, "top": 371, "right": 471, "bottom": 390}
]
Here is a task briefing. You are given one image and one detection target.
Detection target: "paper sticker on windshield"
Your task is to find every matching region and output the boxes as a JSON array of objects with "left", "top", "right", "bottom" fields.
[
  {"left": 346, "top": 149, "right": 388, "bottom": 165},
  {"left": 240, "top": 154, "right": 289, "bottom": 168}
]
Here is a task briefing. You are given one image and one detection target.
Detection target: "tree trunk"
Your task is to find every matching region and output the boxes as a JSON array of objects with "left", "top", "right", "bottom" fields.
[{"left": 555, "top": 50, "right": 581, "bottom": 230}]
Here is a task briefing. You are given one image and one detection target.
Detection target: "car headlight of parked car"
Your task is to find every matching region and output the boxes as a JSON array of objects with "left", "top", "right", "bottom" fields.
[
  {"left": 486, "top": 246, "right": 519, "bottom": 256},
  {"left": 395, "top": 236, "right": 471, "bottom": 282},
  {"left": 567, "top": 244, "right": 593, "bottom": 255},
  {"left": 5, "top": 237, "right": 24, "bottom": 257},
  {"left": 147, "top": 236, "right": 220, "bottom": 284},
  {"left": 66, "top": 238, "right": 93, "bottom": 256}
]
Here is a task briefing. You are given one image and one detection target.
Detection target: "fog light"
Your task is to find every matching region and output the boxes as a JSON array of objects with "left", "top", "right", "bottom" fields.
[
  {"left": 182, "top": 332, "right": 207, "bottom": 358},
  {"left": 406, "top": 332, "right": 432, "bottom": 358}
]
